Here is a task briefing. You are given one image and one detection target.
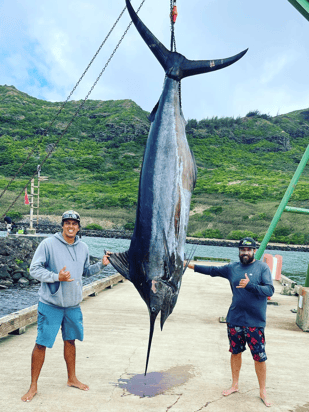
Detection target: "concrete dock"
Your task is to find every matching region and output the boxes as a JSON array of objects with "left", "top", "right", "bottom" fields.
[{"left": 1, "top": 267, "right": 309, "bottom": 412}]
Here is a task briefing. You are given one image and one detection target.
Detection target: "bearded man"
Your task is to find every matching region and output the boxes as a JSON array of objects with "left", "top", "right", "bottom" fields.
[{"left": 186, "top": 237, "right": 274, "bottom": 407}]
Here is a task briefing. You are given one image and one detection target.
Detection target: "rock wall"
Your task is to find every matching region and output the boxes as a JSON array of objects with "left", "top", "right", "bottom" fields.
[
  {"left": 2, "top": 223, "right": 309, "bottom": 251},
  {"left": 0, "top": 237, "right": 41, "bottom": 288},
  {"left": 0, "top": 236, "right": 102, "bottom": 289},
  {"left": 0, "top": 222, "right": 132, "bottom": 239},
  {"left": 186, "top": 237, "right": 309, "bottom": 252}
]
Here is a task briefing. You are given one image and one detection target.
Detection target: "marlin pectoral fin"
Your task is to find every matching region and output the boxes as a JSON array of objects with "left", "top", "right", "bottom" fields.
[
  {"left": 183, "top": 245, "right": 198, "bottom": 274},
  {"left": 108, "top": 251, "right": 130, "bottom": 280}
]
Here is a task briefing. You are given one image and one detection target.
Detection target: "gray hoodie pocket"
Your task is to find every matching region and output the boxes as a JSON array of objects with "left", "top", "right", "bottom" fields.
[{"left": 48, "top": 281, "right": 60, "bottom": 295}]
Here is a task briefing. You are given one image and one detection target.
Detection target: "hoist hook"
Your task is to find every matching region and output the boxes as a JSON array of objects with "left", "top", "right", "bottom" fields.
[{"left": 172, "top": 5, "right": 178, "bottom": 23}]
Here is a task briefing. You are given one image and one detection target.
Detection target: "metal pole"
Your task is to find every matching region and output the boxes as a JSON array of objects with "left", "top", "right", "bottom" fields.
[
  {"left": 288, "top": 0, "right": 309, "bottom": 21},
  {"left": 37, "top": 165, "right": 41, "bottom": 224},
  {"left": 255, "top": 144, "right": 309, "bottom": 260},
  {"left": 37, "top": 178, "right": 40, "bottom": 223},
  {"left": 29, "top": 178, "right": 34, "bottom": 231},
  {"left": 305, "top": 264, "right": 309, "bottom": 287},
  {"left": 284, "top": 206, "right": 309, "bottom": 215}
]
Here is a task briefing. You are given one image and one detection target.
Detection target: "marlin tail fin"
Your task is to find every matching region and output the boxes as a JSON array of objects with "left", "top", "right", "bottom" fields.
[{"left": 125, "top": 0, "right": 248, "bottom": 82}]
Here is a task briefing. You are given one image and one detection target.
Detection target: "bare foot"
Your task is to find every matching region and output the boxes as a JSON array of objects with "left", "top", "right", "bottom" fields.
[
  {"left": 21, "top": 386, "right": 37, "bottom": 402},
  {"left": 222, "top": 385, "right": 239, "bottom": 396},
  {"left": 260, "top": 393, "right": 272, "bottom": 407},
  {"left": 67, "top": 378, "right": 89, "bottom": 391}
]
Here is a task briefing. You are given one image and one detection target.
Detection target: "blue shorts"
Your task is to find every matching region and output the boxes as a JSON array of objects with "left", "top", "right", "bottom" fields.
[
  {"left": 227, "top": 324, "right": 267, "bottom": 362},
  {"left": 36, "top": 301, "right": 84, "bottom": 348}
]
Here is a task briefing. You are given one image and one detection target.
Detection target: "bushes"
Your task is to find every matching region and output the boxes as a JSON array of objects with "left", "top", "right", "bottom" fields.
[
  {"left": 5, "top": 211, "right": 23, "bottom": 221},
  {"left": 84, "top": 223, "right": 103, "bottom": 230},
  {"left": 194, "top": 229, "right": 223, "bottom": 239},
  {"left": 124, "top": 221, "right": 135, "bottom": 231},
  {"left": 196, "top": 211, "right": 213, "bottom": 222},
  {"left": 268, "top": 226, "right": 309, "bottom": 244},
  {"left": 246, "top": 110, "right": 271, "bottom": 120},
  {"left": 208, "top": 206, "right": 223, "bottom": 214},
  {"left": 93, "top": 193, "right": 137, "bottom": 209},
  {"left": 227, "top": 230, "right": 257, "bottom": 240},
  {"left": 255, "top": 227, "right": 309, "bottom": 245}
]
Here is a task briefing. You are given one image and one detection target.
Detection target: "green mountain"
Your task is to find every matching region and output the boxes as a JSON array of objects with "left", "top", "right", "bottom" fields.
[{"left": 1, "top": 85, "right": 309, "bottom": 244}]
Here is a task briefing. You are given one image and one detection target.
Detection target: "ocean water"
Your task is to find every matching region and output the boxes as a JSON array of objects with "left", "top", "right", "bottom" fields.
[
  {"left": 81, "top": 235, "right": 309, "bottom": 282},
  {"left": 0, "top": 232, "right": 308, "bottom": 318}
]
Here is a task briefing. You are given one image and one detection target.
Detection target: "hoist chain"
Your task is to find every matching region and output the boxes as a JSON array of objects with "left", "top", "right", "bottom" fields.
[
  {"left": 169, "top": 0, "right": 182, "bottom": 108},
  {"left": 170, "top": 0, "right": 177, "bottom": 52},
  {"left": 2, "top": 0, "right": 147, "bottom": 217}
]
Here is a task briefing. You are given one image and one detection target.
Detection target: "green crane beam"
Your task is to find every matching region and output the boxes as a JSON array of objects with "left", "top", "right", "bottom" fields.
[
  {"left": 255, "top": 144, "right": 309, "bottom": 260},
  {"left": 288, "top": 0, "right": 309, "bottom": 21},
  {"left": 284, "top": 206, "right": 309, "bottom": 214}
]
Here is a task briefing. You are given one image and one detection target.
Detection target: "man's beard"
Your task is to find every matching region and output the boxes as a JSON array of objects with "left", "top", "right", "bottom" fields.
[{"left": 239, "top": 253, "right": 255, "bottom": 265}]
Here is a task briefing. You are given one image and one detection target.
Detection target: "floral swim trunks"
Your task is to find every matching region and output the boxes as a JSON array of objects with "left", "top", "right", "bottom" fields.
[{"left": 227, "top": 324, "right": 267, "bottom": 362}]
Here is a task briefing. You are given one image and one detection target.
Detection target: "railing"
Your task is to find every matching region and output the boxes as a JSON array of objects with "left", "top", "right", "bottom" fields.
[{"left": 0, "top": 274, "right": 124, "bottom": 338}]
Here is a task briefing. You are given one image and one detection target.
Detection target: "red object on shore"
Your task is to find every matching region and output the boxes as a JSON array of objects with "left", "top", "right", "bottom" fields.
[{"left": 24, "top": 188, "right": 29, "bottom": 205}]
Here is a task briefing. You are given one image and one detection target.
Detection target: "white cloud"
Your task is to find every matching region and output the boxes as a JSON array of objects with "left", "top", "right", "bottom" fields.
[
  {"left": 260, "top": 54, "right": 290, "bottom": 85},
  {"left": 1, "top": 0, "right": 309, "bottom": 119}
]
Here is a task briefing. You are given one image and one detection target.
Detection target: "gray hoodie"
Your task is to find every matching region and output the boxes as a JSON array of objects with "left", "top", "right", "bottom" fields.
[{"left": 30, "top": 232, "right": 104, "bottom": 308}]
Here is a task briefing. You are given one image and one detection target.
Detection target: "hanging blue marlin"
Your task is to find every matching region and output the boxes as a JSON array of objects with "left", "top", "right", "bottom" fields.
[{"left": 109, "top": 0, "right": 248, "bottom": 375}]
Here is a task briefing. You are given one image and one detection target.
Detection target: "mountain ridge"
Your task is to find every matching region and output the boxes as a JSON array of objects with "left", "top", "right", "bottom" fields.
[{"left": 1, "top": 84, "right": 308, "bottom": 244}]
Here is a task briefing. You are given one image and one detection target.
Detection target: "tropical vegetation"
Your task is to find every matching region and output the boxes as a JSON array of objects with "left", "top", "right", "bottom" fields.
[{"left": 1, "top": 85, "right": 309, "bottom": 244}]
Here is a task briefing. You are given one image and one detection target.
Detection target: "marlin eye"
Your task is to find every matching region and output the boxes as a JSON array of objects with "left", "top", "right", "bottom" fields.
[{"left": 151, "top": 307, "right": 156, "bottom": 313}]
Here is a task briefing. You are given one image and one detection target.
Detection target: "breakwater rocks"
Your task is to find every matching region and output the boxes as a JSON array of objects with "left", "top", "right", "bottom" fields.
[
  {"left": 0, "top": 222, "right": 133, "bottom": 239},
  {"left": 1, "top": 222, "right": 308, "bottom": 252},
  {"left": 186, "top": 237, "right": 309, "bottom": 252},
  {"left": 0, "top": 236, "right": 102, "bottom": 289},
  {"left": 0, "top": 237, "right": 41, "bottom": 289}
]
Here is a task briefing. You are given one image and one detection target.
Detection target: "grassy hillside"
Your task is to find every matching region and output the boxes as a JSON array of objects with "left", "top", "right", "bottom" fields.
[{"left": 1, "top": 85, "right": 309, "bottom": 244}]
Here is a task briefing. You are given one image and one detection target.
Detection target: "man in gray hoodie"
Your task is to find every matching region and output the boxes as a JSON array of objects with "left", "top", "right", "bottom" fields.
[{"left": 22, "top": 210, "right": 111, "bottom": 402}]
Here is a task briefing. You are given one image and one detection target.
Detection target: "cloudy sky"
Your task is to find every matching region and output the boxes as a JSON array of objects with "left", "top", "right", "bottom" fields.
[{"left": 1, "top": 0, "right": 308, "bottom": 121}]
